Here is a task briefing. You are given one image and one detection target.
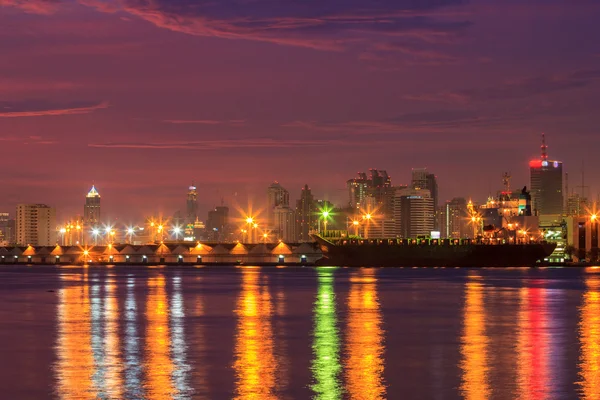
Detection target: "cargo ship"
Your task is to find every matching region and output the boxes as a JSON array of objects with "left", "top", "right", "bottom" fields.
[{"left": 312, "top": 235, "right": 556, "bottom": 267}]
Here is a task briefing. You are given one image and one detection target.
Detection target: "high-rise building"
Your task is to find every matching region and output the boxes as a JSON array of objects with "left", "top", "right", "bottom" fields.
[
  {"left": 84, "top": 185, "right": 101, "bottom": 225},
  {"left": 566, "top": 193, "right": 588, "bottom": 217},
  {"left": 411, "top": 168, "right": 438, "bottom": 228},
  {"left": 394, "top": 188, "right": 434, "bottom": 238},
  {"left": 530, "top": 134, "right": 563, "bottom": 216},
  {"left": 295, "top": 184, "right": 315, "bottom": 242},
  {"left": 186, "top": 184, "right": 198, "bottom": 224},
  {"left": 347, "top": 172, "right": 369, "bottom": 209},
  {"left": 273, "top": 206, "right": 296, "bottom": 242},
  {"left": 347, "top": 169, "right": 396, "bottom": 215},
  {"left": 0, "top": 213, "right": 15, "bottom": 244},
  {"left": 16, "top": 204, "right": 57, "bottom": 246},
  {"left": 443, "top": 198, "right": 469, "bottom": 239},
  {"left": 207, "top": 206, "right": 229, "bottom": 241},
  {"left": 267, "top": 182, "right": 290, "bottom": 227}
]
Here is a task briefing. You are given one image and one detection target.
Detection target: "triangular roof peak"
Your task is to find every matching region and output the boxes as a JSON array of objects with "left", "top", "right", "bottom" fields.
[{"left": 87, "top": 185, "right": 100, "bottom": 198}]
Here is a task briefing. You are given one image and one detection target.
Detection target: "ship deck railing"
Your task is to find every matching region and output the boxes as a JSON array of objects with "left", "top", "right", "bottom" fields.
[{"left": 336, "top": 238, "right": 547, "bottom": 246}]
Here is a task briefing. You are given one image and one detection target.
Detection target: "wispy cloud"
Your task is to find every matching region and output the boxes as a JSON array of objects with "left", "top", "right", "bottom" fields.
[
  {"left": 163, "top": 119, "right": 246, "bottom": 126},
  {"left": 406, "top": 68, "right": 600, "bottom": 103},
  {"left": 0, "top": 100, "right": 109, "bottom": 118},
  {"left": 88, "top": 137, "right": 347, "bottom": 150},
  {"left": 0, "top": 0, "right": 59, "bottom": 14},
  {"left": 0, "top": 135, "right": 57, "bottom": 145}
]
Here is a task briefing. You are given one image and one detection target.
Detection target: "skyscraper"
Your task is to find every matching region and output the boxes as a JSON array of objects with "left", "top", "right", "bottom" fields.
[
  {"left": 186, "top": 184, "right": 198, "bottom": 224},
  {"left": 16, "top": 204, "right": 57, "bottom": 246},
  {"left": 273, "top": 205, "right": 296, "bottom": 242},
  {"left": 347, "top": 172, "right": 369, "bottom": 209},
  {"left": 295, "top": 184, "right": 315, "bottom": 242},
  {"left": 530, "top": 134, "right": 563, "bottom": 216},
  {"left": 347, "top": 169, "right": 395, "bottom": 215},
  {"left": 84, "top": 185, "right": 101, "bottom": 225},
  {"left": 411, "top": 168, "right": 438, "bottom": 228},
  {"left": 443, "top": 198, "right": 469, "bottom": 239},
  {"left": 267, "top": 182, "right": 290, "bottom": 227},
  {"left": 207, "top": 206, "right": 229, "bottom": 241},
  {"left": 394, "top": 188, "right": 434, "bottom": 238},
  {"left": 0, "top": 212, "right": 15, "bottom": 244}
]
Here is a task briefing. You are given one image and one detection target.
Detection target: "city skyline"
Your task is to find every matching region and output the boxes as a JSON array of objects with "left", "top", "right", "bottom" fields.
[
  {"left": 1, "top": 1, "right": 599, "bottom": 220},
  {"left": 0, "top": 140, "right": 597, "bottom": 224}
]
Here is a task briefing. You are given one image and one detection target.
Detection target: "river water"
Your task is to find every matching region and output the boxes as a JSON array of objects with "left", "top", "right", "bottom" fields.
[{"left": 0, "top": 265, "right": 598, "bottom": 399}]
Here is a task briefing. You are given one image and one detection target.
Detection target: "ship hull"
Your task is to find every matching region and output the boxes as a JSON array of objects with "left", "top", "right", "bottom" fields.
[{"left": 313, "top": 236, "right": 556, "bottom": 267}]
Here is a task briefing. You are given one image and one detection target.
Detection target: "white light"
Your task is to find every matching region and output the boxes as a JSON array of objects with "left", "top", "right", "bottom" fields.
[{"left": 92, "top": 229, "right": 100, "bottom": 235}]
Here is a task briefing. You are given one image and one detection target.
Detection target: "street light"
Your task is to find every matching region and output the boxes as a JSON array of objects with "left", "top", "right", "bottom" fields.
[
  {"left": 352, "top": 219, "right": 360, "bottom": 236},
  {"left": 126, "top": 227, "right": 135, "bottom": 244},
  {"left": 91, "top": 228, "right": 100, "bottom": 245},
  {"left": 171, "top": 225, "right": 182, "bottom": 241},
  {"left": 318, "top": 206, "right": 332, "bottom": 234},
  {"left": 363, "top": 213, "right": 372, "bottom": 238},
  {"left": 244, "top": 217, "right": 255, "bottom": 243}
]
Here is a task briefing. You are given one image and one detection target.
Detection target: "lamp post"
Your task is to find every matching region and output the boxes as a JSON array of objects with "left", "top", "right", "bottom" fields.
[
  {"left": 363, "top": 213, "right": 373, "bottom": 239},
  {"left": 591, "top": 213, "right": 598, "bottom": 262},
  {"left": 352, "top": 219, "right": 360, "bottom": 237},
  {"left": 126, "top": 227, "right": 135, "bottom": 244},
  {"left": 91, "top": 228, "right": 100, "bottom": 246},
  {"left": 322, "top": 211, "right": 329, "bottom": 233},
  {"left": 245, "top": 217, "right": 254, "bottom": 243}
]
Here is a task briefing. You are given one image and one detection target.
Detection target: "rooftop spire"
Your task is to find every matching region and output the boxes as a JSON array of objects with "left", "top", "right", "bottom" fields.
[
  {"left": 541, "top": 132, "right": 548, "bottom": 161},
  {"left": 86, "top": 185, "right": 100, "bottom": 198}
]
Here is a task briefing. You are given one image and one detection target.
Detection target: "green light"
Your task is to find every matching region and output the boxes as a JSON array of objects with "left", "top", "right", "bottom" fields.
[{"left": 311, "top": 268, "right": 342, "bottom": 399}]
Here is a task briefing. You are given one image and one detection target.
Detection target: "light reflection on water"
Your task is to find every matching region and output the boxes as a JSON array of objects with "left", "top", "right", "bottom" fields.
[
  {"left": 516, "top": 285, "right": 549, "bottom": 400},
  {"left": 345, "top": 269, "right": 386, "bottom": 400},
  {"left": 459, "top": 274, "right": 491, "bottom": 400},
  {"left": 45, "top": 267, "right": 600, "bottom": 399},
  {"left": 55, "top": 271, "right": 95, "bottom": 399},
  {"left": 578, "top": 274, "right": 600, "bottom": 399},
  {"left": 311, "top": 268, "right": 342, "bottom": 399},
  {"left": 145, "top": 274, "right": 175, "bottom": 399},
  {"left": 233, "top": 268, "right": 278, "bottom": 399}
]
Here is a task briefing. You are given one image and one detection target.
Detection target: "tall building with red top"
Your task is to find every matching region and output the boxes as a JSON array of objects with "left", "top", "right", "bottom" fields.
[{"left": 530, "top": 134, "right": 563, "bottom": 216}]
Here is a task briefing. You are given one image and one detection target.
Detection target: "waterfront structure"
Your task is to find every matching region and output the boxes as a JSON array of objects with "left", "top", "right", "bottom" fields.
[
  {"left": 267, "top": 182, "right": 290, "bottom": 228},
  {"left": 15, "top": 204, "right": 57, "bottom": 246},
  {"left": 394, "top": 188, "right": 434, "bottom": 238},
  {"left": 186, "top": 184, "right": 198, "bottom": 224},
  {"left": 530, "top": 134, "right": 563, "bottom": 216},
  {"left": 0, "top": 242, "right": 321, "bottom": 265},
  {"left": 273, "top": 205, "right": 296, "bottom": 242},
  {"left": 295, "top": 184, "right": 315, "bottom": 242},
  {"left": 84, "top": 185, "right": 100, "bottom": 225},
  {"left": 566, "top": 212, "right": 599, "bottom": 262}
]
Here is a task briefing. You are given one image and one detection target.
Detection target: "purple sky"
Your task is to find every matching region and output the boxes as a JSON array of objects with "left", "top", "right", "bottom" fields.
[{"left": 1, "top": 0, "right": 599, "bottom": 222}]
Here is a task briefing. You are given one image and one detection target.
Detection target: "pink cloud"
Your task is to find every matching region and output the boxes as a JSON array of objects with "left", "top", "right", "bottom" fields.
[{"left": 0, "top": 100, "right": 109, "bottom": 118}]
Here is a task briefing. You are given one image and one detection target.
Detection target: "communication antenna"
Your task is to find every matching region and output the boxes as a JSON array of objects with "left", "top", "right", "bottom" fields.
[
  {"left": 577, "top": 160, "right": 588, "bottom": 199},
  {"left": 502, "top": 172, "right": 511, "bottom": 193},
  {"left": 541, "top": 132, "right": 548, "bottom": 161}
]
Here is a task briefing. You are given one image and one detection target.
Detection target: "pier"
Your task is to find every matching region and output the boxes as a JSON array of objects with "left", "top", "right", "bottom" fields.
[{"left": 0, "top": 242, "right": 322, "bottom": 266}]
